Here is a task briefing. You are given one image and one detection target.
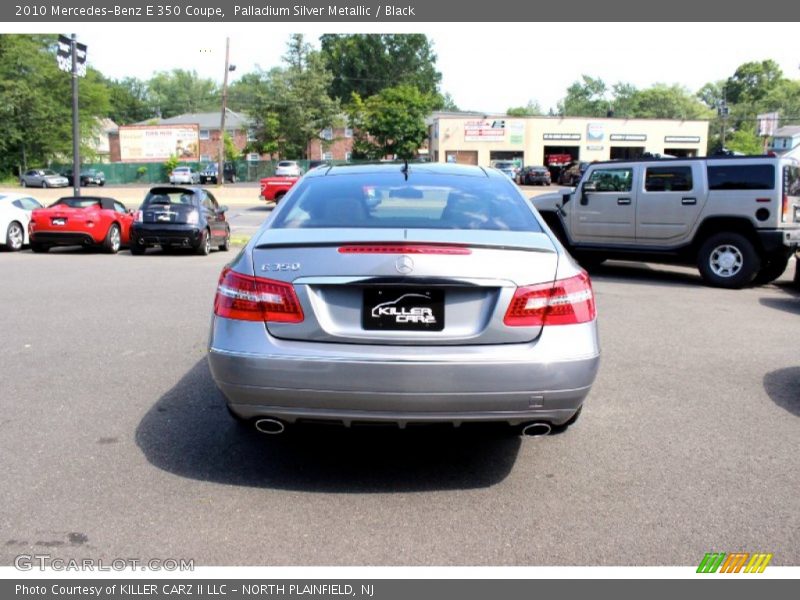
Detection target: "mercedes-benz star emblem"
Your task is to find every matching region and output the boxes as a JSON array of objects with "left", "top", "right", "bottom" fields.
[{"left": 395, "top": 255, "right": 414, "bottom": 274}]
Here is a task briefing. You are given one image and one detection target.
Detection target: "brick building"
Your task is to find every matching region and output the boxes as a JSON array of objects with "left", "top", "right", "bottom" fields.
[{"left": 306, "top": 126, "right": 354, "bottom": 161}]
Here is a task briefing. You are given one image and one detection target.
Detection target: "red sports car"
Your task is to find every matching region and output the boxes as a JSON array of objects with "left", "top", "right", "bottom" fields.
[{"left": 28, "top": 196, "right": 133, "bottom": 254}]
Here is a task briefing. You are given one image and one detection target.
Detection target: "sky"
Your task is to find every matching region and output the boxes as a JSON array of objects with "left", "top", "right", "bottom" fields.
[{"left": 7, "top": 22, "right": 800, "bottom": 113}]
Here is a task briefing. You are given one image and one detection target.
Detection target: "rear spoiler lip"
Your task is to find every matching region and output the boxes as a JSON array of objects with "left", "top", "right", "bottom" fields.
[
  {"left": 254, "top": 228, "right": 556, "bottom": 253},
  {"left": 254, "top": 241, "right": 555, "bottom": 253}
]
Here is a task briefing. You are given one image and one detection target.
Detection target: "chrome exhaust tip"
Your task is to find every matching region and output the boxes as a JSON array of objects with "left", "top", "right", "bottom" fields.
[
  {"left": 254, "top": 418, "right": 286, "bottom": 435},
  {"left": 521, "top": 422, "right": 552, "bottom": 437}
]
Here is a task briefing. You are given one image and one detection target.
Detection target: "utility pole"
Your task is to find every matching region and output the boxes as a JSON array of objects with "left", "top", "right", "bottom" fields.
[
  {"left": 718, "top": 86, "right": 729, "bottom": 150},
  {"left": 71, "top": 34, "right": 80, "bottom": 197},
  {"left": 218, "top": 37, "right": 232, "bottom": 188}
]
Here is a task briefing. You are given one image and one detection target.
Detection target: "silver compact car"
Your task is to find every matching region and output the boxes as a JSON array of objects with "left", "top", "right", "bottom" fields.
[{"left": 208, "top": 163, "right": 600, "bottom": 435}]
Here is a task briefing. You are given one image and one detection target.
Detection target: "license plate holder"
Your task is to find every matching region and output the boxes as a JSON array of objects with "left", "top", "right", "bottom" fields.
[
  {"left": 52, "top": 218, "right": 66, "bottom": 226},
  {"left": 362, "top": 287, "right": 444, "bottom": 331}
]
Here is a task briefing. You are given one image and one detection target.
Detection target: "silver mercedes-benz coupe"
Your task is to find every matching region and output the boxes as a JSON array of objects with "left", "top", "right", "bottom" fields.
[{"left": 208, "top": 163, "right": 600, "bottom": 436}]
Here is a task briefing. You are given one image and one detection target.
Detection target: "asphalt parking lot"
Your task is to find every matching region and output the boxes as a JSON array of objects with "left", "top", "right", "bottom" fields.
[{"left": 1, "top": 237, "right": 799, "bottom": 566}]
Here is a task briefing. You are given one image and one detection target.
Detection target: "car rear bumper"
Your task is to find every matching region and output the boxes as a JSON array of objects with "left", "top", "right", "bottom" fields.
[
  {"left": 757, "top": 228, "right": 800, "bottom": 252},
  {"left": 208, "top": 317, "right": 600, "bottom": 426},
  {"left": 30, "top": 231, "right": 99, "bottom": 246},
  {"left": 131, "top": 224, "right": 202, "bottom": 247}
]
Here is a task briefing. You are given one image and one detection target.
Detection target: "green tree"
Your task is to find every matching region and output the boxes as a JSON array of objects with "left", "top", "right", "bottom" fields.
[
  {"left": 148, "top": 69, "right": 219, "bottom": 118},
  {"left": 558, "top": 75, "right": 610, "bottom": 117},
  {"left": 439, "top": 92, "right": 459, "bottom": 112},
  {"left": 320, "top": 34, "right": 442, "bottom": 101},
  {"left": 222, "top": 132, "right": 239, "bottom": 161},
  {"left": 350, "top": 84, "right": 437, "bottom": 159},
  {"left": 104, "top": 76, "right": 151, "bottom": 124},
  {"left": 506, "top": 100, "right": 543, "bottom": 117},
  {"left": 726, "top": 128, "right": 764, "bottom": 154},
  {"left": 725, "top": 60, "right": 784, "bottom": 106},
  {"left": 627, "top": 84, "right": 711, "bottom": 120},
  {"left": 0, "top": 34, "right": 109, "bottom": 175}
]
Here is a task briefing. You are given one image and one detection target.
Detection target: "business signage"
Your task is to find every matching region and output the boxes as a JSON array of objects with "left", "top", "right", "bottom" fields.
[
  {"left": 757, "top": 112, "right": 780, "bottom": 137},
  {"left": 664, "top": 135, "right": 701, "bottom": 144},
  {"left": 56, "top": 34, "right": 87, "bottom": 77},
  {"left": 118, "top": 125, "right": 200, "bottom": 162},
  {"left": 587, "top": 123, "right": 604, "bottom": 141},
  {"left": 610, "top": 134, "right": 647, "bottom": 142},
  {"left": 543, "top": 133, "right": 581, "bottom": 141},
  {"left": 464, "top": 120, "right": 505, "bottom": 142},
  {"left": 586, "top": 145, "right": 604, "bottom": 151}
]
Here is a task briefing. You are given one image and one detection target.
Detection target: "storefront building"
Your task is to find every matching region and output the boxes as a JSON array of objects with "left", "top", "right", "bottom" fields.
[{"left": 428, "top": 115, "right": 709, "bottom": 168}]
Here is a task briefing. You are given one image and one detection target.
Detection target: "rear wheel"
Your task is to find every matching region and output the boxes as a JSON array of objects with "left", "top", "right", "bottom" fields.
[
  {"left": 195, "top": 229, "right": 211, "bottom": 255},
  {"left": 103, "top": 224, "right": 121, "bottom": 254},
  {"left": 697, "top": 232, "right": 760, "bottom": 289},
  {"left": 31, "top": 242, "right": 49, "bottom": 253},
  {"left": 753, "top": 253, "right": 790, "bottom": 285},
  {"left": 6, "top": 221, "right": 24, "bottom": 251}
]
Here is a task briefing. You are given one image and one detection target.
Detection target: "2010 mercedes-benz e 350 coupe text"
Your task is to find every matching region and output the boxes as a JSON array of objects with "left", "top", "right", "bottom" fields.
[{"left": 207, "top": 163, "right": 600, "bottom": 436}]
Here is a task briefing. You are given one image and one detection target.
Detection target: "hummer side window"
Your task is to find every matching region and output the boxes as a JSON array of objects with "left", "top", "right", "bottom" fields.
[
  {"left": 645, "top": 167, "right": 693, "bottom": 192},
  {"left": 585, "top": 168, "right": 633, "bottom": 192}
]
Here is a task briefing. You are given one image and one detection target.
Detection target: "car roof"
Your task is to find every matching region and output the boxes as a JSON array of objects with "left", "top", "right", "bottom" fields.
[
  {"left": 0, "top": 193, "right": 37, "bottom": 202},
  {"left": 147, "top": 186, "right": 201, "bottom": 194},
  {"left": 304, "top": 162, "right": 500, "bottom": 179}
]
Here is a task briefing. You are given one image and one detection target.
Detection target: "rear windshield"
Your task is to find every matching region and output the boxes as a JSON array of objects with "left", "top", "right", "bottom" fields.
[
  {"left": 494, "top": 162, "right": 515, "bottom": 169},
  {"left": 708, "top": 164, "right": 775, "bottom": 190},
  {"left": 173, "top": 167, "right": 190, "bottom": 173},
  {"left": 271, "top": 172, "right": 542, "bottom": 232},
  {"left": 784, "top": 164, "right": 800, "bottom": 197},
  {"left": 53, "top": 198, "right": 100, "bottom": 208},
  {"left": 143, "top": 191, "right": 197, "bottom": 206}
]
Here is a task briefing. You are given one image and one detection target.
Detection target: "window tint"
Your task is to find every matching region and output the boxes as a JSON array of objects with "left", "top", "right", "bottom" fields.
[
  {"left": 114, "top": 201, "right": 127, "bottom": 214},
  {"left": 645, "top": 167, "right": 693, "bottom": 192},
  {"left": 143, "top": 191, "right": 196, "bottom": 206},
  {"left": 586, "top": 168, "right": 633, "bottom": 192},
  {"left": 205, "top": 192, "right": 219, "bottom": 210},
  {"left": 708, "top": 165, "right": 775, "bottom": 190},
  {"left": 272, "top": 173, "right": 542, "bottom": 232},
  {"left": 13, "top": 197, "right": 43, "bottom": 210}
]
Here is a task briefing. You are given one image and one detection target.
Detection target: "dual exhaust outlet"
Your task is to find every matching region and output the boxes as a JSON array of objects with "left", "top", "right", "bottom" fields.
[{"left": 252, "top": 418, "right": 552, "bottom": 437}]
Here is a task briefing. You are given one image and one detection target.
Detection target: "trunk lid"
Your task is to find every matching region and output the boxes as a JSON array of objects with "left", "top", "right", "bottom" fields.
[{"left": 252, "top": 228, "right": 558, "bottom": 345}]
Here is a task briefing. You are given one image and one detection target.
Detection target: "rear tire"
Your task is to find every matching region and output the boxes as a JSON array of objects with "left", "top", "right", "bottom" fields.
[
  {"left": 6, "top": 221, "right": 24, "bottom": 251},
  {"left": 103, "top": 223, "right": 121, "bottom": 254},
  {"left": 31, "top": 242, "right": 49, "bottom": 253},
  {"left": 274, "top": 191, "right": 286, "bottom": 205},
  {"left": 130, "top": 242, "right": 146, "bottom": 255},
  {"left": 697, "top": 232, "right": 760, "bottom": 289},
  {"left": 753, "top": 253, "right": 790, "bottom": 285},
  {"left": 195, "top": 229, "right": 211, "bottom": 255},
  {"left": 219, "top": 229, "right": 230, "bottom": 251}
]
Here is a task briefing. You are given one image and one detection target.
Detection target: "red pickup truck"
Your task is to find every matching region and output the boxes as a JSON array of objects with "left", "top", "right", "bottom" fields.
[{"left": 259, "top": 176, "right": 299, "bottom": 204}]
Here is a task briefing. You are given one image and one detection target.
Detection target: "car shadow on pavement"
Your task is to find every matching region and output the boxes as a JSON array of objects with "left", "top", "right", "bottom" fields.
[
  {"left": 135, "top": 359, "right": 522, "bottom": 492},
  {"left": 587, "top": 261, "right": 702, "bottom": 287},
  {"left": 763, "top": 367, "right": 800, "bottom": 417}
]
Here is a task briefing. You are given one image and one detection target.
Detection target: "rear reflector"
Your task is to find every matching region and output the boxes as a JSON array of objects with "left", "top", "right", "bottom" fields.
[
  {"left": 504, "top": 271, "right": 596, "bottom": 327},
  {"left": 338, "top": 244, "right": 471, "bottom": 255},
  {"left": 214, "top": 267, "right": 304, "bottom": 323}
]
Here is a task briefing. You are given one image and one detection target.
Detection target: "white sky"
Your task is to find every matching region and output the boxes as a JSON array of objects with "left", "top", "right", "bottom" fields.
[{"left": 6, "top": 22, "right": 800, "bottom": 113}]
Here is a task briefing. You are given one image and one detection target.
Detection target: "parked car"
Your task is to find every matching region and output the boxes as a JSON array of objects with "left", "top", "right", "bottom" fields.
[
  {"left": 208, "top": 163, "right": 600, "bottom": 435},
  {"left": 517, "top": 166, "right": 552, "bottom": 186},
  {"left": 19, "top": 169, "right": 69, "bottom": 188},
  {"left": 558, "top": 162, "right": 590, "bottom": 186},
  {"left": 62, "top": 168, "right": 106, "bottom": 187},
  {"left": 0, "top": 193, "right": 43, "bottom": 251},
  {"left": 130, "top": 186, "right": 231, "bottom": 256},
  {"left": 275, "top": 160, "right": 303, "bottom": 177},
  {"left": 259, "top": 176, "right": 300, "bottom": 204},
  {"left": 492, "top": 160, "right": 519, "bottom": 179},
  {"left": 169, "top": 167, "right": 200, "bottom": 185},
  {"left": 199, "top": 162, "right": 237, "bottom": 184},
  {"left": 28, "top": 196, "right": 133, "bottom": 254},
  {"left": 532, "top": 155, "right": 800, "bottom": 288}
]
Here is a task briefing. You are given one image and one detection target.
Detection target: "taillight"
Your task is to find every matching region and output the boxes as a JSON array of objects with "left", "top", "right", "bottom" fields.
[
  {"left": 187, "top": 210, "right": 199, "bottom": 225},
  {"left": 782, "top": 194, "right": 789, "bottom": 223},
  {"left": 338, "top": 244, "right": 471, "bottom": 255},
  {"left": 213, "top": 267, "right": 304, "bottom": 323},
  {"left": 135, "top": 211, "right": 143, "bottom": 222},
  {"left": 504, "top": 272, "right": 596, "bottom": 327}
]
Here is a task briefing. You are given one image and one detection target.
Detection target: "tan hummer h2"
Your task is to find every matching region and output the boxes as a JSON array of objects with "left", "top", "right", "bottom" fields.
[{"left": 532, "top": 155, "right": 800, "bottom": 288}]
